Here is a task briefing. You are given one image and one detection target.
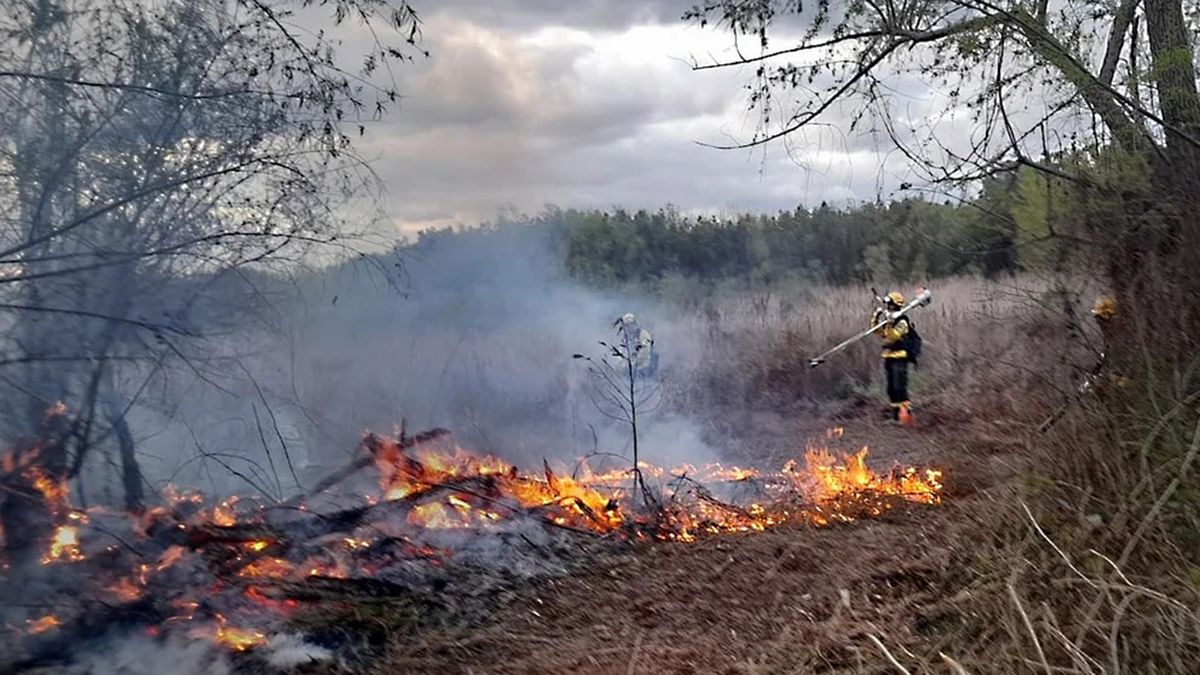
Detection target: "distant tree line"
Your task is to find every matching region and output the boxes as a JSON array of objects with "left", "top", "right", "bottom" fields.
[{"left": 409, "top": 170, "right": 1065, "bottom": 289}]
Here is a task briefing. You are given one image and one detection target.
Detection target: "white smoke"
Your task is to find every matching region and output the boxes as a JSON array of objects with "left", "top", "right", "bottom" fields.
[
  {"left": 127, "top": 221, "right": 722, "bottom": 496},
  {"left": 66, "top": 634, "right": 231, "bottom": 675},
  {"left": 264, "top": 633, "right": 334, "bottom": 669}
]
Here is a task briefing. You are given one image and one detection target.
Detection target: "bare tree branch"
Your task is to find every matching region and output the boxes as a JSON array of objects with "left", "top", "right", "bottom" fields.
[{"left": 1099, "top": 0, "right": 1142, "bottom": 87}]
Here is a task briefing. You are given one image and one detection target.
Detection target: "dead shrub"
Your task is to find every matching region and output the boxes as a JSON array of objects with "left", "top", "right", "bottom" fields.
[{"left": 933, "top": 261, "right": 1200, "bottom": 673}]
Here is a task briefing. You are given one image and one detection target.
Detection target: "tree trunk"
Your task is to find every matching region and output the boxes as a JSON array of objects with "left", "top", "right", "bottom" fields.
[
  {"left": 102, "top": 386, "right": 144, "bottom": 513},
  {"left": 1144, "top": 0, "right": 1200, "bottom": 178}
]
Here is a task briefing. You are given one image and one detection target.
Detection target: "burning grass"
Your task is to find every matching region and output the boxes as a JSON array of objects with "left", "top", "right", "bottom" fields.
[{"left": 0, "top": 427, "right": 942, "bottom": 670}]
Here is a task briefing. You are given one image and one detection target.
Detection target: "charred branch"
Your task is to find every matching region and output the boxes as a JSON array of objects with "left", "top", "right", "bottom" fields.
[{"left": 284, "top": 428, "right": 451, "bottom": 508}]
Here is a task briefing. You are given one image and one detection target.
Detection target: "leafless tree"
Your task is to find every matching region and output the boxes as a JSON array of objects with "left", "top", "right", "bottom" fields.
[
  {"left": 0, "top": 0, "right": 424, "bottom": 562},
  {"left": 687, "top": 0, "right": 1198, "bottom": 185},
  {"left": 574, "top": 322, "right": 663, "bottom": 511}
]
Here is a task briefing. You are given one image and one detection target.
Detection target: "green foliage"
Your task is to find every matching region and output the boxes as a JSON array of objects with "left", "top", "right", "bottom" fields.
[
  {"left": 555, "top": 197, "right": 1021, "bottom": 287},
  {"left": 411, "top": 196, "right": 1032, "bottom": 289},
  {"left": 406, "top": 176, "right": 1072, "bottom": 291},
  {"left": 1011, "top": 167, "right": 1070, "bottom": 270}
]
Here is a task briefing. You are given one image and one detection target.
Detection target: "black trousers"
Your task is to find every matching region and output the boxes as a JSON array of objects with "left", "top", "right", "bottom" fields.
[{"left": 885, "top": 358, "right": 909, "bottom": 405}]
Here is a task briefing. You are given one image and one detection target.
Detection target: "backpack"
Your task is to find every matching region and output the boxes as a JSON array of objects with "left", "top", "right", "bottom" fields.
[{"left": 904, "top": 319, "right": 923, "bottom": 366}]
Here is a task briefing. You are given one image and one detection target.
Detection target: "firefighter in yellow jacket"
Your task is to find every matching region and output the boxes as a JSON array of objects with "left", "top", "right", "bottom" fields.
[{"left": 873, "top": 291, "right": 914, "bottom": 425}]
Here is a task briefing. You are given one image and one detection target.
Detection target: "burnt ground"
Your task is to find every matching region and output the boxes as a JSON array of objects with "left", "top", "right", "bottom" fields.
[{"left": 375, "top": 401, "right": 1025, "bottom": 675}]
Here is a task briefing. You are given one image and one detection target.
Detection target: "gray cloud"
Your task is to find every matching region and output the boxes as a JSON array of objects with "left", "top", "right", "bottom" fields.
[
  {"left": 416, "top": 0, "right": 689, "bottom": 31},
  {"left": 321, "top": 4, "right": 936, "bottom": 234}
]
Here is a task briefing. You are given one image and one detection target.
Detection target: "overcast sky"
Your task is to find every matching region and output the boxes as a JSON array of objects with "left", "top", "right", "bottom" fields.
[{"left": 344, "top": 1, "right": 942, "bottom": 236}]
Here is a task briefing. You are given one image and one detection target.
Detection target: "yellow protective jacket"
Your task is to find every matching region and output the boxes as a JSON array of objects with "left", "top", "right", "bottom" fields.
[{"left": 872, "top": 310, "right": 909, "bottom": 360}]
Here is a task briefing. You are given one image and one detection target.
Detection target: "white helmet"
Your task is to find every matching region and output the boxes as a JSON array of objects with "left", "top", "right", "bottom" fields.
[{"left": 620, "top": 313, "right": 636, "bottom": 325}]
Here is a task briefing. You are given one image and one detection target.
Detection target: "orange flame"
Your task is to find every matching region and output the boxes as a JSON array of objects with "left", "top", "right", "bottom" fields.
[
  {"left": 306, "top": 562, "right": 349, "bottom": 579},
  {"left": 369, "top": 430, "right": 941, "bottom": 538},
  {"left": 237, "top": 557, "right": 294, "bottom": 579},
  {"left": 105, "top": 577, "right": 143, "bottom": 602},
  {"left": 26, "top": 467, "right": 70, "bottom": 517},
  {"left": 343, "top": 537, "right": 371, "bottom": 551},
  {"left": 27, "top": 614, "right": 62, "bottom": 634},
  {"left": 0, "top": 425, "right": 943, "bottom": 656},
  {"left": 213, "top": 614, "right": 266, "bottom": 651},
  {"left": 167, "top": 599, "right": 200, "bottom": 624},
  {"left": 42, "top": 525, "right": 83, "bottom": 564},
  {"left": 211, "top": 500, "right": 238, "bottom": 527},
  {"left": 156, "top": 545, "right": 186, "bottom": 572}
]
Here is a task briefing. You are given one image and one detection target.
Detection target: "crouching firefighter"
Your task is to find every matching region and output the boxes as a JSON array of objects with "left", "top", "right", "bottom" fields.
[
  {"left": 1037, "top": 295, "right": 1128, "bottom": 433},
  {"left": 873, "top": 291, "right": 921, "bottom": 425}
]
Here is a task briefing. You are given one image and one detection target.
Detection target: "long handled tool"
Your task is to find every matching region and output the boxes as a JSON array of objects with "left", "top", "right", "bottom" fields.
[
  {"left": 1037, "top": 356, "right": 1109, "bottom": 433},
  {"left": 808, "top": 288, "right": 932, "bottom": 368}
]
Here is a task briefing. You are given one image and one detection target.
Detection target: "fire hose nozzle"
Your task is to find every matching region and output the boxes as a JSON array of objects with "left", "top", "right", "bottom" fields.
[{"left": 808, "top": 358, "right": 824, "bottom": 368}]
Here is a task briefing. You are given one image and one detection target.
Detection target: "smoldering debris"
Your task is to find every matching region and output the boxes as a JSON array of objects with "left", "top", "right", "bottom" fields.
[{"left": 2, "top": 423, "right": 944, "bottom": 674}]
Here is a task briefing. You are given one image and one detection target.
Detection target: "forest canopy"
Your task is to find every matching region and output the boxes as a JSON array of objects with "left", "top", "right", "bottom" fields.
[{"left": 406, "top": 168, "right": 1067, "bottom": 290}]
